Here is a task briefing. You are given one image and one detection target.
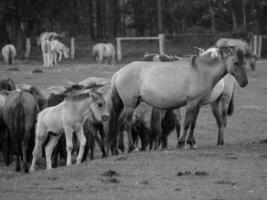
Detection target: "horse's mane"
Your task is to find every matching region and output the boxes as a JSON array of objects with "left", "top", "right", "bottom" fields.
[
  {"left": 65, "top": 91, "right": 91, "bottom": 101},
  {"left": 0, "top": 78, "right": 16, "bottom": 91}
]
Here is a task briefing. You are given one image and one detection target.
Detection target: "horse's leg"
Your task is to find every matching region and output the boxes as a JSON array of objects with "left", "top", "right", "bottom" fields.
[
  {"left": 75, "top": 126, "right": 86, "bottom": 165},
  {"left": 21, "top": 127, "right": 32, "bottom": 173},
  {"left": 30, "top": 125, "right": 48, "bottom": 172},
  {"left": 64, "top": 126, "right": 74, "bottom": 166},
  {"left": 186, "top": 106, "right": 200, "bottom": 149},
  {"left": 45, "top": 135, "right": 60, "bottom": 170},
  {"left": 177, "top": 108, "right": 193, "bottom": 149},
  {"left": 118, "top": 129, "right": 125, "bottom": 153},
  {"left": 123, "top": 108, "right": 138, "bottom": 153},
  {"left": 211, "top": 98, "right": 224, "bottom": 146}
]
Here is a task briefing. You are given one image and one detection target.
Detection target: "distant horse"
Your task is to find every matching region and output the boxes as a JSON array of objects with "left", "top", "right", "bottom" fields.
[
  {"left": 2, "top": 91, "right": 39, "bottom": 172},
  {"left": 92, "top": 43, "right": 116, "bottom": 65},
  {"left": 37, "top": 32, "right": 64, "bottom": 47},
  {"left": 106, "top": 47, "right": 248, "bottom": 154},
  {"left": 30, "top": 89, "right": 109, "bottom": 171},
  {"left": 41, "top": 40, "right": 52, "bottom": 67},
  {"left": 0, "top": 78, "right": 16, "bottom": 91},
  {"left": 144, "top": 53, "right": 181, "bottom": 62},
  {"left": 216, "top": 38, "right": 257, "bottom": 71},
  {"left": 1, "top": 44, "right": 16, "bottom": 65},
  {"left": 50, "top": 40, "right": 70, "bottom": 65}
]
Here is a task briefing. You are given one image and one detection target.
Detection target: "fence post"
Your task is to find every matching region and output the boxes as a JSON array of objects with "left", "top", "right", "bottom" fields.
[
  {"left": 159, "top": 33, "right": 165, "bottom": 54},
  {"left": 70, "top": 37, "right": 75, "bottom": 59},
  {"left": 117, "top": 38, "right": 122, "bottom": 61},
  {"left": 24, "top": 38, "right": 31, "bottom": 59},
  {"left": 253, "top": 35, "right": 258, "bottom": 56},
  {"left": 257, "top": 35, "right": 262, "bottom": 58}
]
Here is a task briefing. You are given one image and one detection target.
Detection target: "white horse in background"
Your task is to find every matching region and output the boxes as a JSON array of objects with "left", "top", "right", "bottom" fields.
[
  {"left": 1, "top": 44, "right": 16, "bottom": 65},
  {"left": 37, "top": 32, "right": 65, "bottom": 47},
  {"left": 50, "top": 40, "right": 70, "bottom": 65},
  {"left": 92, "top": 43, "right": 116, "bottom": 65},
  {"left": 41, "top": 39, "right": 69, "bottom": 67}
]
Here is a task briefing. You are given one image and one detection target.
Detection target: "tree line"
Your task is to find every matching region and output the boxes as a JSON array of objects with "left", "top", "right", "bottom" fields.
[{"left": 0, "top": 0, "right": 266, "bottom": 54}]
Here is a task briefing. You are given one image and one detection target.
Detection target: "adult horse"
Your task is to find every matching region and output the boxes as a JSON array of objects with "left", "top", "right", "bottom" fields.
[
  {"left": 92, "top": 43, "right": 116, "bottom": 65},
  {"left": 216, "top": 38, "right": 257, "bottom": 71},
  {"left": 30, "top": 89, "right": 109, "bottom": 172},
  {"left": 107, "top": 47, "right": 248, "bottom": 154},
  {"left": 1, "top": 44, "right": 16, "bottom": 65},
  {"left": 2, "top": 90, "right": 39, "bottom": 172}
]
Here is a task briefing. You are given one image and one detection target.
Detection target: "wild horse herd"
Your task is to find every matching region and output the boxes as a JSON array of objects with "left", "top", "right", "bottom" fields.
[{"left": 0, "top": 37, "right": 257, "bottom": 174}]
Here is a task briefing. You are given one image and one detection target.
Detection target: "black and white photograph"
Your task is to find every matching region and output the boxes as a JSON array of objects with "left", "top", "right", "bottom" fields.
[{"left": 0, "top": 0, "right": 266, "bottom": 199}]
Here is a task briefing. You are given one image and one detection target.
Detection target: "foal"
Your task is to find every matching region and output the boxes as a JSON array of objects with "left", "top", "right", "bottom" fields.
[{"left": 30, "top": 90, "right": 109, "bottom": 172}]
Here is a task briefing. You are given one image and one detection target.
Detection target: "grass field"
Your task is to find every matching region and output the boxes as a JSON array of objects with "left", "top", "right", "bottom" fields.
[{"left": 0, "top": 57, "right": 267, "bottom": 200}]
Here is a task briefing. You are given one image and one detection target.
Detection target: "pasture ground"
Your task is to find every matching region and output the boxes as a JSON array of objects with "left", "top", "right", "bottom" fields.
[{"left": 0, "top": 58, "right": 267, "bottom": 200}]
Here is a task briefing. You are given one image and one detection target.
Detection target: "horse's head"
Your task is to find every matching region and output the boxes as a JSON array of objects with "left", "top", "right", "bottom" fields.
[
  {"left": 89, "top": 91, "right": 109, "bottom": 123},
  {"left": 0, "top": 78, "right": 16, "bottom": 91},
  {"left": 222, "top": 47, "right": 248, "bottom": 87}
]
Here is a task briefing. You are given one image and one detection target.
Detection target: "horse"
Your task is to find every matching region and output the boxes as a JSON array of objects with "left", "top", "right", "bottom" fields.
[
  {"left": 0, "top": 78, "right": 16, "bottom": 91},
  {"left": 106, "top": 46, "right": 248, "bottom": 154},
  {"left": 41, "top": 40, "right": 52, "bottom": 67},
  {"left": 1, "top": 44, "right": 16, "bottom": 65},
  {"left": 30, "top": 89, "right": 109, "bottom": 172},
  {"left": 46, "top": 83, "right": 107, "bottom": 167},
  {"left": 130, "top": 103, "right": 181, "bottom": 151},
  {"left": 144, "top": 53, "right": 181, "bottom": 62},
  {"left": 177, "top": 47, "right": 241, "bottom": 148},
  {"left": 49, "top": 40, "right": 70, "bottom": 65},
  {"left": 216, "top": 38, "right": 257, "bottom": 71},
  {"left": 2, "top": 90, "right": 39, "bottom": 172},
  {"left": 37, "top": 32, "right": 64, "bottom": 47},
  {"left": 92, "top": 43, "right": 116, "bottom": 65}
]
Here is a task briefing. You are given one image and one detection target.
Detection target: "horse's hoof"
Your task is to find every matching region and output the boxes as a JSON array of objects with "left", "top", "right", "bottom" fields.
[
  {"left": 191, "top": 144, "right": 197, "bottom": 149},
  {"left": 183, "top": 144, "right": 190, "bottom": 150},
  {"left": 176, "top": 142, "right": 185, "bottom": 149},
  {"left": 132, "top": 148, "right": 139, "bottom": 152}
]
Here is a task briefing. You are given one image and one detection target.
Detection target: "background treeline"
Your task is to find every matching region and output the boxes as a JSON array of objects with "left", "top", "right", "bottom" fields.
[{"left": 0, "top": 0, "right": 267, "bottom": 53}]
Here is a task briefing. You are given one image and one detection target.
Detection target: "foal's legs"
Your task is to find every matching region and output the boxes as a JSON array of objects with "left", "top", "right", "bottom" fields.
[
  {"left": 45, "top": 135, "right": 61, "bottom": 170},
  {"left": 30, "top": 125, "right": 48, "bottom": 172},
  {"left": 211, "top": 98, "right": 224, "bottom": 146},
  {"left": 123, "top": 108, "right": 137, "bottom": 152},
  {"left": 177, "top": 108, "right": 193, "bottom": 148},
  {"left": 64, "top": 126, "right": 74, "bottom": 166},
  {"left": 75, "top": 126, "right": 86, "bottom": 165}
]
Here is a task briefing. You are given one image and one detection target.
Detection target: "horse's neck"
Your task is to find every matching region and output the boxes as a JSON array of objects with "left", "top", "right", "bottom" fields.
[
  {"left": 200, "top": 58, "right": 228, "bottom": 89},
  {"left": 69, "top": 99, "right": 91, "bottom": 115}
]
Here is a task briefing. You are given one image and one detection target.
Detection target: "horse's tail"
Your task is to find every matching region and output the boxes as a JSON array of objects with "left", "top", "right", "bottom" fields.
[
  {"left": 13, "top": 92, "right": 25, "bottom": 153},
  {"left": 227, "top": 86, "right": 235, "bottom": 116},
  {"left": 8, "top": 46, "right": 13, "bottom": 65},
  {"left": 106, "top": 73, "right": 124, "bottom": 154}
]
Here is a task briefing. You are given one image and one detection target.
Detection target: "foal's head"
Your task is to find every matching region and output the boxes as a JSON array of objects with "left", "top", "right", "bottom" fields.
[
  {"left": 89, "top": 91, "right": 109, "bottom": 122},
  {"left": 220, "top": 47, "right": 248, "bottom": 87}
]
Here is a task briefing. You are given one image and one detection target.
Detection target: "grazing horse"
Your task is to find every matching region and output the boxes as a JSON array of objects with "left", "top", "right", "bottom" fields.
[
  {"left": 0, "top": 78, "right": 16, "bottom": 91},
  {"left": 2, "top": 91, "right": 39, "bottom": 172},
  {"left": 216, "top": 38, "right": 257, "bottom": 71},
  {"left": 1, "top": 44, "right": 16, "bottom": 65},
  {"left": 92, "top": 43, "right": 116, "bottom": 65},
  {"left": 30, "top": 89, "right": 109, "bottom": 172},
  {"left": 50, "top": 40, "right": 70, "bottom": 65},
  {"left": 107, "top": 47, "right": 248, "bottom": 154}
]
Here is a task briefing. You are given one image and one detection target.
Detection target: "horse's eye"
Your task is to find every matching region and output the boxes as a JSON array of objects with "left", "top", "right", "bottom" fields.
[{"left": 98, "top": 103, "right": 103, "bottom": 107}]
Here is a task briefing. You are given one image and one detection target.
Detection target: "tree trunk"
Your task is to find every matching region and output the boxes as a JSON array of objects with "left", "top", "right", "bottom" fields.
[
  {"left": 157, "top": 0, "right": 163, "bottom": 33},
  {"left": 88, "top": 0, "right": 95, "bottom": 40},
  {"left": 230, "top": 0, "right": 238, "bottom": 31},
  {"left": 242, "top": 0, "right": 247, "bottom": 30},
  {"left": 209, "top": 0, "right": 216, "bottom": 32}
]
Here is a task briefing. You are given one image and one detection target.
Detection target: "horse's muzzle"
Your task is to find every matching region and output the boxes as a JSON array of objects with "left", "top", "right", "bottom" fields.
[
  {"left": 240, "top": 78, "right": 248, "bottom": 87},
  {"left": 101, "top": 114, "right": 109, "bottom": 121}
]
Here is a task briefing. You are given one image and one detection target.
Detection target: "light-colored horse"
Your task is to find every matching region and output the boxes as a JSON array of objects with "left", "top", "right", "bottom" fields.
[
  {"left": 30, "top": 89, "right": 109, "bottom": 172},
  {"left": 37, "top": 32, "right": 64, "bottom": 47},
  {"left": 50, "top": 40, "right": 70, "bottom": 65},
  {"left": 106, "top": 47, "right": 248, "bottom": 154},
  {"left": 41, "top": 40, "right": 52, "bottom": 67},
  {"left": 178, "top": 47, "right": 238, "bottom": 148},
  {"left": 216, "top": 38, "right": 257, "bottom": 70},
  {"left": 92, "top": 43, "right": 116, "bottom": 65},
  {"left": 1, "top": 44, "right": 16, "bottom": 65}
]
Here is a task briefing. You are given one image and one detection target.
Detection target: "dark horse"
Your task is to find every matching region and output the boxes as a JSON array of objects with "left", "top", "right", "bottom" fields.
[
  {"left": 107, "top": 47, "right": 247, "bottom": 154},
  {"left": 131, "top": 103, "right": 181, "bottom": 151},
  {"left": 2, "top": 91, "right": 38, "bottom": 172},
  {"left": 0, "top": 78, "right": 16, "bottom": 91}
]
